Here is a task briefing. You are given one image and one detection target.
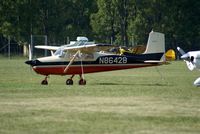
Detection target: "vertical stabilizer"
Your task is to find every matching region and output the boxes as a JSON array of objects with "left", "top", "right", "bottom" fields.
[{"left": 143, "top": 31, "right": 165, "bottom": 54}]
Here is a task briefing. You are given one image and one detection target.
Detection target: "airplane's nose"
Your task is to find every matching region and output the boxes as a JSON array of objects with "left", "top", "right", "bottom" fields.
[
  {"left": 25, "top": 60, "right": 40, "bottom": 66},
  {"left": 25, "top": 60, "right": 33, "bottom": 65},
  {"left": 181, "top": 53, "right": 190, "bottom": 60}
]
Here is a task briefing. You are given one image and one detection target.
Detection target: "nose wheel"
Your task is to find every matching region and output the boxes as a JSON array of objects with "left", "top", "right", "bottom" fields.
[
  {"left": 41, "top": 76, "right": 48, "bottom": 85},
  {"left": 66, "top": 79, "right": 74, "bottom": 85},
  {"left": 66, "top": 75, "right": 74, "bottom": 85}
]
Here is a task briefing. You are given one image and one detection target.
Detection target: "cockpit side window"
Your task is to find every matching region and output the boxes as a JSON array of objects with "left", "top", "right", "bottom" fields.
[
  {"left": 54, "top": 48, "right": 60, "bottom": 56},
  {"left": 78, "top": 40, "right": 87, "bottom": 46},
  {"left": 54, "top": 48, "right": 64, "bottom": 56}
]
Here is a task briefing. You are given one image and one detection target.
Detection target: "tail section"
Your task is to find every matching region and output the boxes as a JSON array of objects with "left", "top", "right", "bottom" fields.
[{"left": 143, "top": 31, "right": 165, "bottom": 54}]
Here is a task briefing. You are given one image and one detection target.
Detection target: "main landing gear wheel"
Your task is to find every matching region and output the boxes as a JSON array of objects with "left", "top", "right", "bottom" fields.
[
  {"left": 66, "top": 79, "right": 73, "bottom": 85},
  {"left": 79, "top": 79, "right": 86, "bottom": 85}
]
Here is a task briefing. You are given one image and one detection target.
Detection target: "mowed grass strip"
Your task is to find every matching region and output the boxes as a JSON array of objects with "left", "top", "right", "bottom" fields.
[{"left": 0, "top": 57, "right": 200, "bottom": 134}]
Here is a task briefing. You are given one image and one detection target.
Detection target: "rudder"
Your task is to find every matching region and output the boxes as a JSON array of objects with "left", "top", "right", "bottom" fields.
[{"left": 143, "top": 31, "right": 165, "bottom": 54}]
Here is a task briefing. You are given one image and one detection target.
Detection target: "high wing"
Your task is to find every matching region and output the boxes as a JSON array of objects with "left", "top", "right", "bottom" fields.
[
  {"left": 35, "top": 45, "right": 59, "bottom": 51},
  {"left": 63, "top": 43, "right": 113, "bottom": 53}
]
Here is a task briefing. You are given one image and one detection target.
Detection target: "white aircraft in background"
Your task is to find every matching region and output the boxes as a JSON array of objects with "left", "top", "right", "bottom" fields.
[{"left": 177, "top": 47, "right": 200, "bottom": 86}]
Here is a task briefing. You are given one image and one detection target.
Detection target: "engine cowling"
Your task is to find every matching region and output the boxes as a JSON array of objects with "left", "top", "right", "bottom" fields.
[{"left": 181, "top": 52, "right": 200, "bottom": 71}]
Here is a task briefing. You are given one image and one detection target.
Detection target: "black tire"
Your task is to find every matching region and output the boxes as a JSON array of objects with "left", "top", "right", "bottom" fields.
[
  {"left": 79, "top": 79, "right": 86, "bottom": 85},
  {"left": 41, "top": 80, "right": 48, "bottom": 85},
  {"left": 66, "top": 79, "right": 73, "bottom": 85}
]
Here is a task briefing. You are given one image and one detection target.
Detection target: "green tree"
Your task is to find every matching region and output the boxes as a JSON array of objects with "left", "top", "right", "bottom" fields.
[
  {"left": 91, "top": 0, "right": 117, "bottom": 43},
  {"left": 114, "top": 0, "right": 135, "bottom": 46},
  {"left": 91, "top": 0, "right": 136, "bottom": 46},
  {"left": 0, "top": 0, "right": 97, "bottom": 46},
  {"left": 0, "top": 0, "right": 199, "bottom": 51}
]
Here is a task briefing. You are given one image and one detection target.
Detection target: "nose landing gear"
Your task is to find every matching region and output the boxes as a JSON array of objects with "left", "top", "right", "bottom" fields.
[
  {"left": 41, "top": 76, "right": 49, "bottom": 85},
  {"left": 66, "top": 75, "right": 74, "bottom": 85}
]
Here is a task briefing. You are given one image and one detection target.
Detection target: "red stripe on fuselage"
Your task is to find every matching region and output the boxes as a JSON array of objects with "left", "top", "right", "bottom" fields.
[{"left": 33, "top": 64, "right": 158, "bottom": 76}]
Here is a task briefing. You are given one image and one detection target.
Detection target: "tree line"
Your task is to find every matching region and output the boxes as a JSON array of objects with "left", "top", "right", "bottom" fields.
[{"left": 0, "top": 0, "right": 199, "bottom": 51}]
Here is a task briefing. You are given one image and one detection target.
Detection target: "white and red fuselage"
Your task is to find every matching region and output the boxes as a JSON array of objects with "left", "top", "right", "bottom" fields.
[{"left": 26, "top": 52, "right": 164, "bottom": 76}]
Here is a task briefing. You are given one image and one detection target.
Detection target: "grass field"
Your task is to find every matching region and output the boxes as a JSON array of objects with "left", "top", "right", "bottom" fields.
[{"left": 0, "top": 57, "right": 200, "bottom": 134}]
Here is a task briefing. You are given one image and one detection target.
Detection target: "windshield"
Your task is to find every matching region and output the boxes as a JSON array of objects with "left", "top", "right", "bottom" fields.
[
  {"left": 54, "top": 48, "right": 63, "bottom": 56},
  {"left": 78, "top": 40, "right": 87, "bottom": 46}
]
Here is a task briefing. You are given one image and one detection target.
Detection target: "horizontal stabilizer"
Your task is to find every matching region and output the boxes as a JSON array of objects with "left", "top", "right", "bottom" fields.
[{"left": 144, "top": 60, "right": 165, "bottom": 63}]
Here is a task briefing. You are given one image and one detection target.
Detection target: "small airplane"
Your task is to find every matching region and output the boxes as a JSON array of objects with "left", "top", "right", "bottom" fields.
[
  {"left": 177, "top": 47, "right": 200, "bottom": 86},
  {"left": 25, "top": 31, "right": 175, "bottom": 85}
]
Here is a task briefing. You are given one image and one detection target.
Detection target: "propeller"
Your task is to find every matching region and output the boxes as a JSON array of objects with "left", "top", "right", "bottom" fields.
[
  {"left": 28, "top": 44, "right": 32, "bottom": 60},
  {"left": 177, "top": 47, "right": 195, "bottom": 71},
  {"left": 23, "top": 44, "right": 34, "bottom": 72},
  {"left": 185, "top": 60, "right": 195, "bottom": 71},
  {"left": 194, "top": 77, "right": 200, "bottom": 87}
]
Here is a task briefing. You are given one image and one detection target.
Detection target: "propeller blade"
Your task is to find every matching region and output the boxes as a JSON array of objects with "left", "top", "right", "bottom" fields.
[
  {"left": 177, "top": 47, "right": 196, "bottom": 71},
  {"left": 177, "top": 47, "right": 186, "bottom": 55},
  {"left": 194, "top": 77, "right": 200, "bottom": 86},
  {"left": 28, "top": 44, "right": 32, "bottom": 60},
  {"left": 186, "top": 61, "right": 195, "bottom": 71}
]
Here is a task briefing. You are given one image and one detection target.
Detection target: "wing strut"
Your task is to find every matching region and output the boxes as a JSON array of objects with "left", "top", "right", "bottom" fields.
[
  {"left": 63, "top": 50, "right": 80, "bottom": 73},
  {"left": 80, "top": 53, "right": 85, "bottom": 80},
  {"left": 64, "top": 50, "right": 86, "bottom": 85}
]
